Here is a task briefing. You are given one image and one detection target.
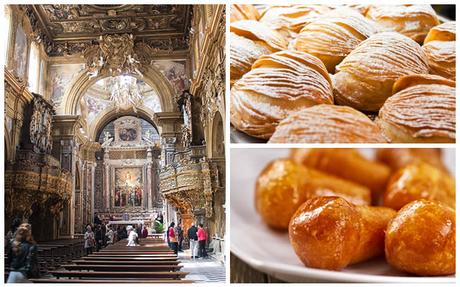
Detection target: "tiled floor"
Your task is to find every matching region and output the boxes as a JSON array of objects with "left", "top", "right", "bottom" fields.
[{"left": 179, "top": 250, "right": 226, "bottom": 283}]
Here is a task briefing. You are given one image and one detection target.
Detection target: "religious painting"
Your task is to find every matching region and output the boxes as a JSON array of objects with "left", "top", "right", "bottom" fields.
[
  {"left": 114, "top": 167, "right": 143, "bottom": 207},
  {"left": 114, "top": 116, "right": 142, "bottom": 145},
  {"left": 153, "top": 60, "right": 188, "bottom": 95},
  {"left": 13, "top": 24, "right": 28, "bottom": 79},
  {"left": 119, "top": 128, "right": 138, "bottom": 141},
  {"left": 49, "top": 63, "right": 85, "bottom": 110}
]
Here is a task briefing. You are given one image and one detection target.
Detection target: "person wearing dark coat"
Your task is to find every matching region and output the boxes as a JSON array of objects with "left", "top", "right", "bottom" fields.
[{"left": 187, "top": 224, "right": 198, "bottom": 259}]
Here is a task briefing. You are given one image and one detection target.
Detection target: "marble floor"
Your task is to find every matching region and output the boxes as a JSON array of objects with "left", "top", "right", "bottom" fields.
[{"left": 179, "top": 249, "right": 226, "bottom": 283}]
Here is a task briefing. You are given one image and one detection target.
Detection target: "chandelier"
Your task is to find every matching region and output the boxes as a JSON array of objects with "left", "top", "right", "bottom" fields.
[
  {"left": 106, "top": 76, "right": 144, "bottom": 112},
  {"left": 84, "top": 34, "right": 143, "bottom": 78}
]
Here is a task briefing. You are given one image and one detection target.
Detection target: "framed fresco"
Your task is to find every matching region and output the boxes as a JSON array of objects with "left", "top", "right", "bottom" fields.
[{"left": 114, "top": 167, "right": 143, "bottom": 208}]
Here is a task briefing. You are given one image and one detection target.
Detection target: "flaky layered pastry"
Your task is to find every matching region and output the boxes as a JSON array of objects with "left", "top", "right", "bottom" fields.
[
  {"left": 231, "top": 5, "right": 260, "bottom": 22},
  {"left": 366, "top": 5, "right": 440, "bottom": 43},
  {"left": 424, "top": 21, "right": 456, "bottom": 43},
  {"left": 231, "top": 50, "right": 333, "bottom": 139},
  {"left": 259, "top": 5, "right": 331, "bottom": 40},
  {"left": 422, "top": 41, "right": 456, "bottom": 80},
  {"left": 334, "top": 32, "right": 429, "bottom": 111},
  {"left": 422, "top": 22, "right": 456, "bottom": 81},
  {"left": 268, "top": 105, "right": 386, "bottom": 143},
  {"left": 230, "top": 21, "right": 288, "bottom": 86},
  {"left": 294, "top": 8, "right": 377, "bottom": 73},
  {"left": 376, "top": 74, "right": 456, "bottom": 143}
]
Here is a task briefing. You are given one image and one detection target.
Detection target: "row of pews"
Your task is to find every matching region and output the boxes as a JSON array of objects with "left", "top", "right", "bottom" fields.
[
  {"left": 5, "top": 239, "right": 85, "bottom": 282},
  {"left": 31, "top": 237, "right": 192, "bottom": 283}
]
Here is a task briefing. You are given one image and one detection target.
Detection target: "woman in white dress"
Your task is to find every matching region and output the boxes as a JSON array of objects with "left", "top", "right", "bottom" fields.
[{"left": 126, "top": 226, "right": 138, "bottom": 246}]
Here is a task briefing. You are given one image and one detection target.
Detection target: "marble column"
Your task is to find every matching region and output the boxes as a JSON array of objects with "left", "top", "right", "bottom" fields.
[
  {"left": 147, "top": 148, "right": 153, "bottom": 210},
  {"left": 103, "top": 149, "right": 110, "bottom": 211}
]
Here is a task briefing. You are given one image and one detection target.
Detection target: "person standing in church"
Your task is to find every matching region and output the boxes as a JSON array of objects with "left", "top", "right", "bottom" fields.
[
  {"left": 84, "top": 225, "right": 95, "bottom": 255},
  {"left": 142, "top": 225, "right": 148, "bottom": 238},
  {"left": 176, "top": 223, "right": 184, "bottom": 252},
  {"left": 127, "top": 226, "right": 138, "bottom": 246},
  {"left": 94, "top": 212, "right": 102, "bottom": 226},
  {"left": 95, "top": 225, "right": 103, "bottom": 251},
  {"left": 168, "top": 222, "right": 178, "bottom": 254},
  {"left": 106, "top": 227, "right": 114, "bottom": 245},
  {"left": 6, "top": 224, "right": 38, "bottom": 283},
  {"left": 188, "top": 223, "right": 198, "bottom": 259},
  {"left": 156, "top": 212, "right": 164, "bottom": 224},
  {"left": 197, "top": 224, "right": 208, "bottom": 258}
]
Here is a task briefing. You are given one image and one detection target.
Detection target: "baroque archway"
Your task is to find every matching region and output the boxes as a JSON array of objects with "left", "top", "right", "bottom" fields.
[{"left": 60, "top": 65, "right": 177, "bottom": 116}]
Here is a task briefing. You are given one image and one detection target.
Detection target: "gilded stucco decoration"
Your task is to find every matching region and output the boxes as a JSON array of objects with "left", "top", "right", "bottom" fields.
[{"left": 24, "top": 4, "right": 192, "bottom": 56}]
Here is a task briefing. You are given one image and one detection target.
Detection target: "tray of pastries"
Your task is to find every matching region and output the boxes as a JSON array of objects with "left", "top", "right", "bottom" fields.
[
  {"left": 230, "top": 4, "right": 456, "bottom": 143},
  {"left": 231, "top": 148, "right": 455, "bottom": 282}
]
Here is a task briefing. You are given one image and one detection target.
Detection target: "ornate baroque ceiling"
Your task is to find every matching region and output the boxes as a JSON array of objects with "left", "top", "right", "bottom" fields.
[{"left": 25, "top": 4, "right": 192, "bottom": 56}]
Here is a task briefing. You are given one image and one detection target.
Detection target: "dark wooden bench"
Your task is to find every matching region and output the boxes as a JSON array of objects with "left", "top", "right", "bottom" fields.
[
  {"left": 31, "top": 278, "right": 194, "bottom": 283},
  {"left": 51, "top": 270, "right": 188, "bottom": 279},
  {"left": 61, "top": 264, "right": 182, "bottom": 272},
  {"left": 73, "top": 260, "right": 180, "bottom": 265},
  {"left": 80, "top": 256, "right": 178, "bottom": 261}
]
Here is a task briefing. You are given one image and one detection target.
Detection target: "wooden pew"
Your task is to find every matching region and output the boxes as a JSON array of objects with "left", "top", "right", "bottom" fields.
[
  {"left": 72, "top": 260, "right": 180, "bottom": 265},
  {"left": 61, "top": 264, "right": 183, "bottom": 272},
  {"left": 51, "top": 270, "right": 189, "bottom": 279},
  {"left": 31, "top": 278, "right": 194, "bottom": 283}
]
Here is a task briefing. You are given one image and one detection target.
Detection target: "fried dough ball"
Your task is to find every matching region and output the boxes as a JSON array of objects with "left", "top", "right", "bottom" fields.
[
  {"left": 255, "top": 159, "right": 371, "bottom": 230},
  {"left": 289, "top": 197, "right": 396, "bottom": 270},
  {"left": 384, "top": 162, "right": 455, "bottom": 210},
  {"left": 375, "top": 148, "right": 448, "bottom": 173},
  {"left": 385, "top": 200, "right": 456, "bottom": 276},
  {"left": 291, "top": 148, "right": 390, "bottom": 202}
]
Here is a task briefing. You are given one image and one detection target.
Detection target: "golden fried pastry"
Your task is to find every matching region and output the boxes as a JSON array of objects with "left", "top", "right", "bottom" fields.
[
  {"left": 291, "top": 148, "right": 390, "bottom": 202},
  {"left": 268, "top": 105, "right": 386, "bottom": 143},
  {"left": 230, "top": 32, "right": 276, "bottom": 86},
  {"left": 259, "top": 5, "right": 331, "bottom": 39},
  {"left": 334, "top": 32, "right": 430, "bottom": 111},
  {"left": 384, "top": 162, "right": 455, "bottom": 210},
  {"left": 231, "top": 5, "right": 260, "bottom": 22},
  {"left": 424, "top": 21, "right": 456, "bottom": 43},
  {"left": 385, "top": 200, "right": 456, "bottom": 276},
  {"left": 255, "top": 159, "right": 371, "bottom": 230},
  {"left": 289, "top": 197, "right": 396, "bottom": 270},
  {"left": 294, "top": 8, "right": 377, "bottom": 73},
  {"left": 231, "top": 50, "right": 333, "bottom": 139},
  {"left": 422, "top": 22, "right": 456, "bottom": 81},
  {"left": 230, "top": 20, "right": 288, "bottom": 86},
  {"left": 366, "top": 5, "right": 440, "bottom": 43},
  {"left": 375, "top": 148, "right": 448, "bottom": 173},
  {"left": 376, "top": 74, "right": 455, "bottom": 143}
]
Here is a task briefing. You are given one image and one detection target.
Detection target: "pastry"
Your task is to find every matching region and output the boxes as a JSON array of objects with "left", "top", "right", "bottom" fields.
[
  {"left": 231, "top": 50, "right": 333, "bottom": 139},
  {"left": 346, "top": 4, "right": 370, "bottom": 15},
  {"left": 231, "top": 5, "right": 260, "bottom": 22},
  {"left": 291, "top": 148, "right": 390, "bottom": 202},
  {"left": 255, "top": 159, "right": 371, "bottom": 230},
  {"left": 334, "top": 32, "right": 429, "bottom": 111},
  {"left": 424, "top": 21, "right": 456, "bottom": 43},
  {"left": 422, "top": 22, "right": 456, "bottom": 81},
  {"left": 259, "top": 5, "right": 331, "bottom": 39},
  {"left": 366, "top": 5, "right": 440, "bottom": 43},
  {"left": 294, "top": 8, "right": 377, "bottom": 72},
  {"left": 384, "top": 162, "right": 455, "bottom": 210},
  {"left": 376, "top": 74, "right": 455, "bottom": 143},
  {"left": 385, "top": 200, "right": 455, "bottom": 276},
  {"left": 230, "top": 20, "right": 288, "bottom": 86},
  {"left": 375, "top": 148, "right": 448, "bottom": 172},
  {"left": 268, "top": 105, "right": 386, "bottom": 143},
  {"left": 289, "top": 196, "right": 396, "bottom": 270}
]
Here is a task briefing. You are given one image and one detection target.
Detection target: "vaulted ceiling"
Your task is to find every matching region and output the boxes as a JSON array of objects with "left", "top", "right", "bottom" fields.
[{"left": 25, "top": 4, "right": 192, "bottom": 56}]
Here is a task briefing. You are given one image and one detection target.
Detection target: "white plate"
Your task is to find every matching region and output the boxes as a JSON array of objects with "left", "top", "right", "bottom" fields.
[{"left": 230, "top": 148, "right": 456, "bottom": 283}]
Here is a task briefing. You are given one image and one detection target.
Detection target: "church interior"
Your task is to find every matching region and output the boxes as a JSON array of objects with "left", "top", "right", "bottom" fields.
[{"left": 3, "top": 4, "right": 225, "bottom": 283}]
